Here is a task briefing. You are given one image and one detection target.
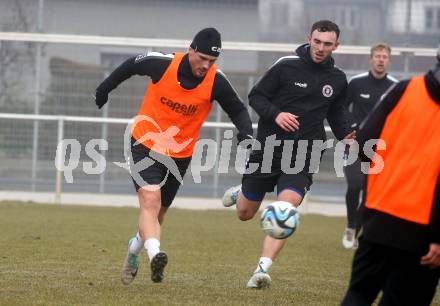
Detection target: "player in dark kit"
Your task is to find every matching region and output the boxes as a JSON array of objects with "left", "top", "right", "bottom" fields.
[
  {"left": 95, "top": 28, "right": 252, "bottom": 285},
  {"left": 342, "top": 43, "right": 398, "bottom": 249},
  {"left": 222, "top": 20, "right": 355, "bottom": 288}
]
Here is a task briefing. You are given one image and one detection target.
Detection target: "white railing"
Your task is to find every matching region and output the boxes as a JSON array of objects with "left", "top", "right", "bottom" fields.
[
  {"left": 0, "top": 113, "right": 334, "bottom": 203},
  {"left": 0, "top": 32, "right": 437, "bottom": 56},
  {"left": 0, "top": 112, "right": 334, "bottom": 130}
]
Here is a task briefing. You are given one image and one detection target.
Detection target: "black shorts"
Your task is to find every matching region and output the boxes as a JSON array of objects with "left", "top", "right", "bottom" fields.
[
  {"left": 129, "top": 137, "right": 191, "bottom": 207},
  {"left": 242, "top": 172, "right": 312, "bottom": 202},
  {"left": 241, "top": 152, "right": 313, "bottom": 202}
]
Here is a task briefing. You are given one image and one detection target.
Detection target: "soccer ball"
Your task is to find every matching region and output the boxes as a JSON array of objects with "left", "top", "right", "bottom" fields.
[{"left": 260, "top": 201, "right": 300, "bottom": 239}]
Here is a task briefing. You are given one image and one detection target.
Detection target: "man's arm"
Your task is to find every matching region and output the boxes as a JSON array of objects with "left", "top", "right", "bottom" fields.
[
  {"left": 327, "top": 84, "right": 353, "bottom": 140},
  {"left": 344, "top": 79, "right": 356, "bottom": 126},
  {"left": 357, "top": 80, "right": 409, "bottom": 161},
  {"left": 248, "top": 63, "right": 283, "bottom": 121},
  {"left": 421, "top": 177, "right": 440, "bottom": 269},
  {"left": 94, "top": 52, "right": 172, "bottom": 108},
  {"left": 212, "top": 70, "right": 253, "bottom": 142}
]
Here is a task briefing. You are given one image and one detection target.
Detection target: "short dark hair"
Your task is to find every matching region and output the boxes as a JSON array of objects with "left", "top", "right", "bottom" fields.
[{"left": 310, "top": 20, "right": 340, "bottom": 39}]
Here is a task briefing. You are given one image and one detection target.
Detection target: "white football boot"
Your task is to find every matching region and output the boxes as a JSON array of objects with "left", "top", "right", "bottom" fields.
[
  {"left": 222, "top": 185, "right": 241, "bottom": 207},
  {"left": 342, "top": 228, "right": 357, "bottom": 249},
  {"left": 246, "top": 271, "right": 272, "bottom": 289}
]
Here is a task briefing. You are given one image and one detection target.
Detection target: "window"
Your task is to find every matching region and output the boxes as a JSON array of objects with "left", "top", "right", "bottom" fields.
[
  {"left": 270, "top": 2, "right": 289, "bottom": 26},
  {"left": 335, "top": 6, "right": 358, "bottom": 29},
  {"left": 437, "top": 8, "right": 440, "bottom": 29},
  {"left": 425, "top": 7, "right": 440, "bottom": 31}
]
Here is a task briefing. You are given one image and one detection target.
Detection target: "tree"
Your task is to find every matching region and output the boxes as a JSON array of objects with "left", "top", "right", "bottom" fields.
[{"left": 0, "top": 0, "right": 36, "bottom": 112}]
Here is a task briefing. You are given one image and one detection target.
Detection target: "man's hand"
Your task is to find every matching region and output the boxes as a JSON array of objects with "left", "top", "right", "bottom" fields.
[
  {"left": 237, "top": 133, "right": 255, "bottom": 149},
  {"left": 343, "top": 130, "right": 356, "bottom": 145},
  {"left": 94, "top": 90, "right": 109, "bottom": 109},
  {"left": 275, "top": 112, "right": 300, "bottom": 132},
  {"left": 420, "top": 243, "right": 440, "bottom": 269},
  {"left": 237, "top": 133, "right": 253, "bottom": 143}
]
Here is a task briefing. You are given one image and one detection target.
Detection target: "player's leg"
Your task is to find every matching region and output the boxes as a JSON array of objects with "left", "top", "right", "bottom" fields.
[
  {"left": 122, "top": 139, "right": 180, "bottom": 284},
  {"left": 147, "top": 156, "right": 190, "bottom": 283},
  {"left": 247, "top": 174, "right": 309, "bottom": 289},
  {"left": 122, "top": 178, "right": 164, "bottom": 283},
  {"left": 223, "top": 176, "right": 272, "bottom": 216},
  {"left": 235, "top": 175, "right": 272, "bottom": 220},
  {"left": 341, "top": 238, "right": 388, "bottom": 306},
  {"left": 343, "top": 159, "right": 363, "bottom": 249},
  {"left": 225, "top": 174, "right": 278, "bottom": 289},
  {"left": 122, "top": 139, "right": 162, "bottom": 284},
  {"left": 354, "top": 173, "right": 367, "bottom": 245},
  {"left": 137, "top": 186, "right": 169, "bottom": 283},
  {"left": 222, "top": 151, "right": 266, "bottom": 209},
  {"left": 260, "top": 187, "right": 304, "bottom": 255},
  {"left": 121, "top": 187, "right": 162, "bottom": 284}
]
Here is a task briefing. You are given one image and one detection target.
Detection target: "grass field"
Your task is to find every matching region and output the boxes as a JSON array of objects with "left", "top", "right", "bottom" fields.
[{"left": 0, "top": 201, "right": 438, "bottom": 306}]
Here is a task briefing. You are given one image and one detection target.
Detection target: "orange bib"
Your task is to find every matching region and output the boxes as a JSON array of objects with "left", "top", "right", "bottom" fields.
[
  {"left": 132, "top": 53, "right": 215, "bottom": 158},
  {"left": 366, "top": 76, "right": 440, "bottom": 224}
]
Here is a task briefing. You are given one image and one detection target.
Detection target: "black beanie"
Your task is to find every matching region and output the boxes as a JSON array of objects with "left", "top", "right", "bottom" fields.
[{"left": 190, "top": 27, "right": 222, "bottom": 57}]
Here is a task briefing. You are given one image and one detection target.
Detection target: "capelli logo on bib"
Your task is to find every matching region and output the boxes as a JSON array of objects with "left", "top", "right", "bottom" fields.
[{"left": 322, "top": 85, "right": 333, "bottom": 98}]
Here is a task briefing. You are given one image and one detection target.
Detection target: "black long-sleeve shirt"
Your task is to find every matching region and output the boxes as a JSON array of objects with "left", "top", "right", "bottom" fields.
[
  {"left": 346, "top": 71, "right": 398, "bottom": 126},
  {"left": 249, "top": 44, "right": 351, "bottom": 142},
  {"left": 248, "top": 44, "right": 351, "bottom": 163},
  {"left": 96, "top": 52, "right": 253, "bottom": 140}
]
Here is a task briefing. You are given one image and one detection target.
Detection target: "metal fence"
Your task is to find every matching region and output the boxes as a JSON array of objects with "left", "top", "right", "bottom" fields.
[
  {"left": 1, "top": 112, "right": 345, "bottom": 201},
  {"left": 0, "top": 30, "right": 438, "bottom": 201}
]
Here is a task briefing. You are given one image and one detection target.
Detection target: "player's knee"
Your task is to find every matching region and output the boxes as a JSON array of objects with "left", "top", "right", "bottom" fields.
[
  {"left": 278, "top": 189, "right": 303, "bottom": 207},
  {"left": 138, "top": 188, "right": 161, "bottom": 210},
  {"left": 237, "top": 209, "right": 254, "bottom": 221},
  {"left": 236, "top": 204, "right": 257, "bottom": 221}
]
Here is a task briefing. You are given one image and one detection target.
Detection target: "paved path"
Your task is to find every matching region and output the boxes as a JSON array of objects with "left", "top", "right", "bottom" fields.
[{"left": 0, "top": 191, "right": 346, "bottom": 217}]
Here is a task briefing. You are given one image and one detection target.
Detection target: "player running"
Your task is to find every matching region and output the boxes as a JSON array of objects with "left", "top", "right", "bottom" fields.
[
  {"left": 95, "top": 28, "right": 253, "bottom": 284},
  {"left": 342, "top": 43, "right": 398, "bottom": 249},
  {"left": 222, "top": 20, "right": 355, "bottom": 289}
]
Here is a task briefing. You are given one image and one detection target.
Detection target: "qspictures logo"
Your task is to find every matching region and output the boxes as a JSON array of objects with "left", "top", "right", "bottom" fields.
[
  {"left": 160, "top": 97, "right": 198, "bottom": 116},
  {"left": 55, "top": 113, "right": 387, "bottom": 187}
]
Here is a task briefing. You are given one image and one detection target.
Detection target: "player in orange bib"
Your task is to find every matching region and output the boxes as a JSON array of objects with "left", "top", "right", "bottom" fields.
[
  {"left": 341, "top": 46, "right": 440, "bottom": 306},
  {"left": 95, "top": 28, "right": 253, "bottom": 284}
]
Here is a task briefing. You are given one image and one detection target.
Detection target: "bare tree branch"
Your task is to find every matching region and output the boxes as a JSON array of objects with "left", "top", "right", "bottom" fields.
[{"left": 0, "top": 0, "right": 35, "bottom": 109}]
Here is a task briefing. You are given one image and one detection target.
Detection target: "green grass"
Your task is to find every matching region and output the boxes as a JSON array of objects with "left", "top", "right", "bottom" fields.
[{"left": 0, "top": 201, "right": 438, "bottom": 306}]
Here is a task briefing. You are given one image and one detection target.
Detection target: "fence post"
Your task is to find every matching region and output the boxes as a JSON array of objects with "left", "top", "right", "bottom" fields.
[
  {"left": 55, "top": 117, "right": 64, "bottom": 204},
  {"left": 99, "top": 72, "right": 109, "bottom": 193},
  {"left": 212, "top": 105, "right": 221, "bottom": 197},
  {"left": 99, "top": 105, "right": 108, "bottom": 193},
  {"left": 31, "top": 0, "right": 45, "bottom": 191}
]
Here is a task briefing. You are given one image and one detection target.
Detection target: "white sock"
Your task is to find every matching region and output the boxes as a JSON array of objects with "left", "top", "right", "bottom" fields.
[
  {"left": 145, "top": 238, "right": 161, "bottom": 261},
  {"left": 254, "top": 257, "right": 273, "bottom": 273},
  {"left": 128, "top": 232, "right": 144, "bottom": 255}
]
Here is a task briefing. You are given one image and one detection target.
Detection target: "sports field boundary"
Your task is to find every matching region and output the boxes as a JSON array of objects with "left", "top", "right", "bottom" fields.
[{"left": 0, "top": 191, "right": 346, "bottom": 216}]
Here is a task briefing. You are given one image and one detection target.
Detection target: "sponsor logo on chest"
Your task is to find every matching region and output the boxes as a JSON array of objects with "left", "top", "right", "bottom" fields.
[
  {"left": 360, "top": 93, "right": 370, "bottom": 99},
  {"left": 160, "top": 97, "right": 198, "bottom": 116},
  {"left": 294, "top": 81, "right": 308, "bottom": 88}
]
